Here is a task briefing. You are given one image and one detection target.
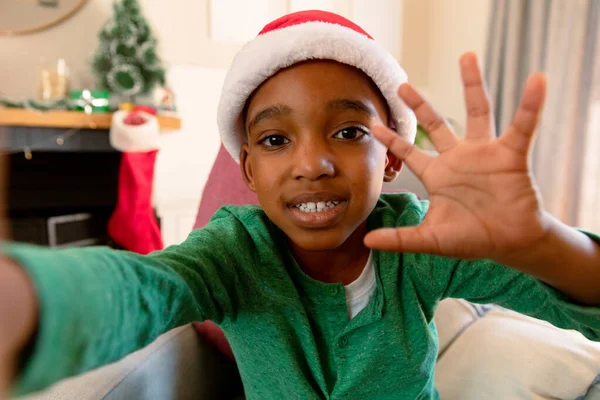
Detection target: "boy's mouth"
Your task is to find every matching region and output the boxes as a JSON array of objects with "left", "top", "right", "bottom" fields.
[
  {"left": 293, "top": 200, "right": 341, "bottom": 213},
  {"left": 286, "top": 192, "right": 348, "bottom": 228}
]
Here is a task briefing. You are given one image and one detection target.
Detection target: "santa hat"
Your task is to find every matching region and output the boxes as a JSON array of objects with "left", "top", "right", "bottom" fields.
[{"left": 217, "top": 10, "right": 416, "bottom": 163}]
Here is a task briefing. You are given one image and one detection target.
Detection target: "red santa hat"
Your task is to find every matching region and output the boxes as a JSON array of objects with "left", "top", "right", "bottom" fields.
[{"left": 217, "top": 10, "right": 417, "bottom": 163}]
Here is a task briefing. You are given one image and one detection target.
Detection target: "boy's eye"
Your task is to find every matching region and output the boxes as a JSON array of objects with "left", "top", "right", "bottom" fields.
[
  {"left": 334, "top": 127, "right": 368, "bottom": 140},
  {"left": 259, "top": 135, "right": 289, "bottom": 147}
]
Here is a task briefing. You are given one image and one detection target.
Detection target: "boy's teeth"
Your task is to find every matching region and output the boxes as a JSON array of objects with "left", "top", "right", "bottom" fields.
[{"left": 295, "top": 201, "right": 341, "bottom": 213}]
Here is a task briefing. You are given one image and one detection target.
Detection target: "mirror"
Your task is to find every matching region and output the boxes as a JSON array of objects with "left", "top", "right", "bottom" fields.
[{"left": 0, "top": 0, "right": 87, "bottom": 36}]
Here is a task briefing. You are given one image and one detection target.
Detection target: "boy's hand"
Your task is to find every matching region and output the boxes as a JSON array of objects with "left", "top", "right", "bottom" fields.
[
  {"left": 0, "top": 257, "right": 38, "bottom": 399},
  {"left": 365, "top": 52, "right": 550, "bottom": 261}
]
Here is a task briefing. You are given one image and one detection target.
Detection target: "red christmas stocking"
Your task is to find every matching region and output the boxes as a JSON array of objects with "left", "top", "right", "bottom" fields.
[
  {"left": 108, "top": 109, "right": 164, "bottom": 254},
  {"left": 108, "top": 150, "right": 163, "bottom": 254}
]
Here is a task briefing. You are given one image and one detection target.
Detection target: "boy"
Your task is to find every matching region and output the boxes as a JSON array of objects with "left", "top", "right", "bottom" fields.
[{"left": 2, "top": 10, "right": 600, "bottom": 399}]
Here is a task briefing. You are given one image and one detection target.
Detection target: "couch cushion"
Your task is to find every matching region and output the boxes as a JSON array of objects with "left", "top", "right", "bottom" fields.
[{"left": 434, "top": 307, "right": 600, "bottom": 400}]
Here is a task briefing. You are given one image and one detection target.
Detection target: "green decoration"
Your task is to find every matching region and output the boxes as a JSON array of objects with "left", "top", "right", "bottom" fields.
[
  {"left": 414, "top": 119, "right": 457, "bottom": 150},
  {"left": 69, "top": 90, "right": 111, "bottom": 113},
  {"left": 26, "top": 99, "right": 60, "bottom": 111},
  {"left": 414, "top": 124, "right": 433, "bottom": 150},
  {"left": 0, "top": 97, "right": 25, "bottom": 108},
  {"left": 92, "top": 0, "right": 165, "bottom": 100},
  {"left": 0, "top": 94, "right": 111, "bottom": 113},
  {"left": 0, "top": 95, "right": 68, "bottom": 111}
]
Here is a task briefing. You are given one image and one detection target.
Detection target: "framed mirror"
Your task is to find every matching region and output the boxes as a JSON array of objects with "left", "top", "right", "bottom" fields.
[{"left": 0, "top": 0, "right": 87, "bottom": 36}]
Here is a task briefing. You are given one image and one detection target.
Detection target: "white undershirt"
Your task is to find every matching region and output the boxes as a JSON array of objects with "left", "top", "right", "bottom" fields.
[{"left": 344, "top": 252, "right": 376, "bottom": 319}]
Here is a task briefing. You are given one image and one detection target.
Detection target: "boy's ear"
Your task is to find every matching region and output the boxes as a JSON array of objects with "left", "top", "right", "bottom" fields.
[
  {"left": 239, "top": 144, "right": 257, "bottom": 192},
  {"left": 383, "top": 151, "right": 403, "bottom": 182}
]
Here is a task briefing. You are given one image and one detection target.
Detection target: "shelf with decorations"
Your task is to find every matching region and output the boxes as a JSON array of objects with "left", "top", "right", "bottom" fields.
[
  {"left": 1, "top": 0, "right": 180, "bottom": 156},
  {"left": 1, "top": 0, "right": 180, "bottom": 135},
  {"left": 2, "top": 0, "right": 180, "bottom": 254}
]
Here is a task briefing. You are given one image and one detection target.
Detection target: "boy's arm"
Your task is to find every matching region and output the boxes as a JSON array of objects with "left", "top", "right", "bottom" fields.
[
  {"left": 365, "top": 52, "right": 600, "bottom": 306},
  {"left": 0, "top": 209, "right": 251, "bottom": 397},
  {"left": 420, "top": 250, "right": 600, "bottom": 342},
  {"left": 494, "top": 215, "right": 600, "bottom": 305}
]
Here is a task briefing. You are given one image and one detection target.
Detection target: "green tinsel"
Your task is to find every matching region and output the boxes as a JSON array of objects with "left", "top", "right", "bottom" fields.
[{"left": 0, "top": 97, "right": 78, "bottom": 111}]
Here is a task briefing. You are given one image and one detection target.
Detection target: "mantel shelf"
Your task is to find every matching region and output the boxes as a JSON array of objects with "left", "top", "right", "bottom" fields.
[{"left": 0, "top": 108, "right": 181, "bottom": 131}]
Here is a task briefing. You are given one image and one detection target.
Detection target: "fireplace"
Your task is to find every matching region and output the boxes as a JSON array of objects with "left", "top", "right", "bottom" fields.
[
  {"left": 3, "top": 125, "right": 120, "bottom": 247},
  {"left": 0, "top": 109, "right": 179, "bottom": 248}
]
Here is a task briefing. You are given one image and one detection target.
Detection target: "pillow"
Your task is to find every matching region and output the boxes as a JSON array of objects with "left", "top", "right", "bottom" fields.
[{"left": 435, "top": 307, "right": 600, "bottom": 400}]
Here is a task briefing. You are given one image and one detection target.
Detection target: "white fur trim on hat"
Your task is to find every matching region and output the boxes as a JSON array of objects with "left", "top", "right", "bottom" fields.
[
  {"left": 217, "top": 21, "right": 417, "bottom": 163},
  {"left": 110, "top": 110, "right": 161, "bottom": 152}
]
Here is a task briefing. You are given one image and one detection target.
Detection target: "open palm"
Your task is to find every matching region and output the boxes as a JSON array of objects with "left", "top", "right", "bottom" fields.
[{"left": 365, "top": 53, "right": 550, "bottom": 260}]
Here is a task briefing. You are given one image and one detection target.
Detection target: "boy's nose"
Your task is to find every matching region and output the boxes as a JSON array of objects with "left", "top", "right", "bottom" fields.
[{"left": 291, "top": 140, "right": 335, "bottom": 181}]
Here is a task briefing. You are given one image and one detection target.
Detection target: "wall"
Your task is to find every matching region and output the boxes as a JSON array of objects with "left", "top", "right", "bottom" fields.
[
  {"left": 383, "top": 0, "right": 492, "bottom": 196},
  {"left": 401, "top": 0, "right": 493, "bottom": 134},
  {"left": 0, "top": 1, "right": 109, "bottom": 98},
  {"left": 0, "top": 1, "right": 259, "bottom": 99},
  {"left": 0, "top": 0, "right": 492, "bottom": 244}
]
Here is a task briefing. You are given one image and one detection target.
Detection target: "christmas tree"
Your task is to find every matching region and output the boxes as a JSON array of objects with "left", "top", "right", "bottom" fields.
[{"left": 92, "top": 0, "right": 165, "bottom": 100}]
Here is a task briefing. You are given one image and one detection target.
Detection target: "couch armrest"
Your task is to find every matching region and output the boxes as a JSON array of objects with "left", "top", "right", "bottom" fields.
[{"left": 16, "top": 324, "right": 243, "bottom": 400}]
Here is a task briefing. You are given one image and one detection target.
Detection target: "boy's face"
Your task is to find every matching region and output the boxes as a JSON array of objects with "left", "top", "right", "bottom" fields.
[{"left": 240, "top": 60, "right": 401, "bottom": 251}]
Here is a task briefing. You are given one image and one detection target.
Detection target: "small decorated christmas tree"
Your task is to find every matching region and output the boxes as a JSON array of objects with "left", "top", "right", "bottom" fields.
[{"left": 92, "top": 0, "right": 165, "bottom": 100}]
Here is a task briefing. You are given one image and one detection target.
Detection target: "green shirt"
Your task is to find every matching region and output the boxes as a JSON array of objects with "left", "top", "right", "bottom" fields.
[{"left": 8, "top": 193, "right": 600, "bottom": 399}]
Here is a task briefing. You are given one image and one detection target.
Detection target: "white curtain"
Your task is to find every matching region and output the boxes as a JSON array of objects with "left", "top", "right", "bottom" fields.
[{"left": 486, "top": 0, "right": 600, "bottom": 231}]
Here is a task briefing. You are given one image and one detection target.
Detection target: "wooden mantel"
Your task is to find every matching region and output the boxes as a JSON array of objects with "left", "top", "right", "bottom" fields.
[{"left": 0, "top": 108, "right": 181, "bottom": 131}]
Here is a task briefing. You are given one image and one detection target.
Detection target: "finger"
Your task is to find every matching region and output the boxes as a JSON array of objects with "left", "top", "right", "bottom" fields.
[
  {"left": 364, "top": 226, "right": 440, "bottom": 254},
  {"left": 499, "top": 73, "right": 547, "bottom": 154},
  {"left": 398, "top": 83, "right": 459, "bottom": 153},
  {"left": 460, "top": 52, "right": 494, "bottom": 141},
  {"left": 372, "top": 125, "right": 433, "bottom": 180}
]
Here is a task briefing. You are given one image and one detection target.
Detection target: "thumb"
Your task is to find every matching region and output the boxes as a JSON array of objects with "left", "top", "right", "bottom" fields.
[{"left": 364, "top": 226, "right": 438, "bottom": 253}]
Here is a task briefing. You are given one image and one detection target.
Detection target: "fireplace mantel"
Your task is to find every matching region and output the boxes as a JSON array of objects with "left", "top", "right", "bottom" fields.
[
  {"left": 0, "top": 109, "right": 181, "bottom": 153},
  {"left": 0, "top": 108, "right": 181, "bottom": 131}
]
